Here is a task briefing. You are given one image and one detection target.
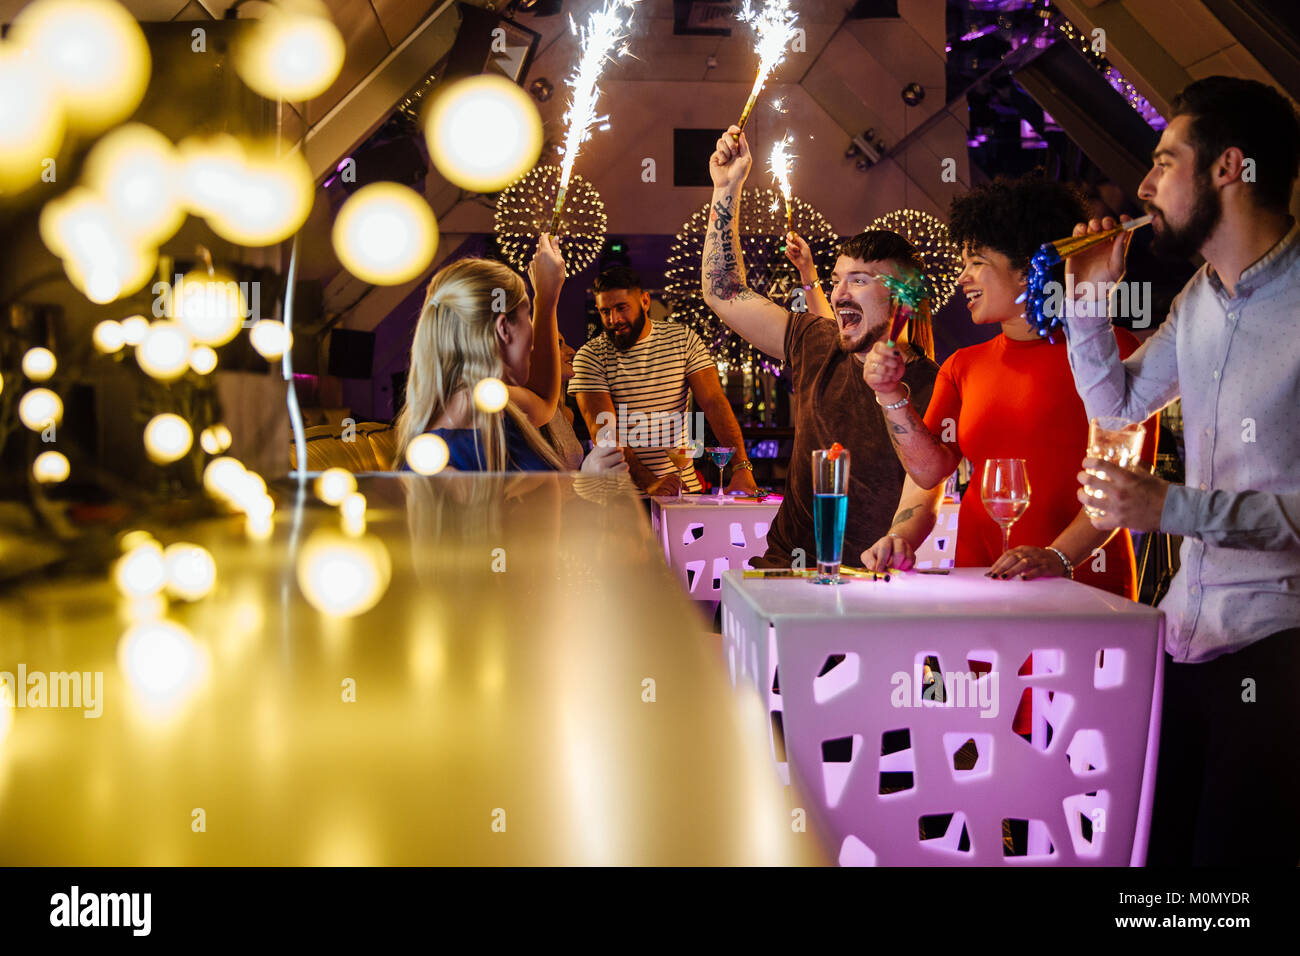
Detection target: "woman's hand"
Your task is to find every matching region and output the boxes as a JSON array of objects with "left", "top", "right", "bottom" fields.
[
  {"left": 861, "top": 533, "right": 916, "bottom": 572},
  {"left": 986, "top": 545, "right": 1069, "bottom": 580},
  {"left": 580, "top": 443, "right": 628, "bottom": 475},
  {"left": 528, "top": 233, "right": 566, "bottom": 304},
  {"left": 784, "top": 232, "right": 816, "bottom": 283}
]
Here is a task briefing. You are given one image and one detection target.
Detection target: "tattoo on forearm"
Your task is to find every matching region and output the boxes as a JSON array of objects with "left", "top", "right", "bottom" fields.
[
  {"left": 702, "top": 193, "right": 752, "bottom": 302},
  {"left": 892, "top": 505, "right": 919, "bottom": 525}
]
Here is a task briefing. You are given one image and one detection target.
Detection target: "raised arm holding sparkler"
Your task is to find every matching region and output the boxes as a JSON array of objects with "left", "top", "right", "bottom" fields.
[
  {"left": 702, "top": 126, "right": 793, "bottom": 360},
  {"left": 549, "top": 0, "right": 637, "bottom": 236}
]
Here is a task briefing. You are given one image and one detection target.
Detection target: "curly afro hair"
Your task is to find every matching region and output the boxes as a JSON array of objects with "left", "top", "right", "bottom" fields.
[{"left": 947, "top": 175, "right": 1088, "bottom": 273}]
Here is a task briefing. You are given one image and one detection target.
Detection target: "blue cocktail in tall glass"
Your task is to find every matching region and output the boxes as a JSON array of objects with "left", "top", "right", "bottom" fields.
[{"left": 811, "top": 446, "right": 850, "bottom": 584}]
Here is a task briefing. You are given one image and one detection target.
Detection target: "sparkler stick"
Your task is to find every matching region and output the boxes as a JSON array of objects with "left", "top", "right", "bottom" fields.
[
  {"left": 549, "top": 1, "right": 636, "bottom": 236},
  {"left": 733, "top": 0, "right": 799, "bottom": 137},
  {"left": 768, "top": 134, "right": 795, "bottom": 234}
]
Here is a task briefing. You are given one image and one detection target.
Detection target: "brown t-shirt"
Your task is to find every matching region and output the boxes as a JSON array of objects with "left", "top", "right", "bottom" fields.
[{"left": 755, "top": 311, "right": 939, "bottom": 569}]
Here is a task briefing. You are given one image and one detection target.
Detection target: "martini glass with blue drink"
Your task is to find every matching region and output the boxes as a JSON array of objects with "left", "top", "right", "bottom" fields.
[
  {"left": 705, "top": 446, "right": 735, "bottom": 498},
  {"left": 811, "top": 444, "right": 850, "bottom": 584}
]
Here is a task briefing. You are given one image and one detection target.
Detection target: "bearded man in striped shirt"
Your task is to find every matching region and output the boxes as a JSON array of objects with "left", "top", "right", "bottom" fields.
[{"left": 569, "top": 266, "right": 757, "bottom": 497}]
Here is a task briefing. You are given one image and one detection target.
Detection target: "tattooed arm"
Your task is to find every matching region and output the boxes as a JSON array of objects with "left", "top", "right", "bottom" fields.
[
  {"left": 702, "top": 125, "right": 791, "bottom": 360},
  {"left": 879, "top": 401, "right": 960, "bottom": 490},
  {"left": 864, "top": 339, "right": 961, "bottom": 489},
  {"left": 861, "top": 476, "right": 945, "bottom": 571}
]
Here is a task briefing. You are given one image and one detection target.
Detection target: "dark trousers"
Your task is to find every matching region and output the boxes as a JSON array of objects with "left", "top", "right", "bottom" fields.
[{"left": 1146, "top": 627, "right": 1300, "bottom": 866}]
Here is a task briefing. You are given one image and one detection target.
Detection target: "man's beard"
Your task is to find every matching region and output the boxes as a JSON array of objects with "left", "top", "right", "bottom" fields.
[
  {"left": 835, "top": 308, "right": 887, "bottom": 355},
  {"left": 1149, "top": 171, "right": 1221, "bottom": 260},
  {"left": 605, "top": 303, "right": 647, "bottom": 351}
]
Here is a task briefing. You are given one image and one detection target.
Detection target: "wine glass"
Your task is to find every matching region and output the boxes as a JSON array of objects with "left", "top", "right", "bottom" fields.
[
  {"left": 981, "top": 458, "right": 1030, "bottom": 558},
  {"left": 705, "top": 446, "right": 734, "bottom": 498}
]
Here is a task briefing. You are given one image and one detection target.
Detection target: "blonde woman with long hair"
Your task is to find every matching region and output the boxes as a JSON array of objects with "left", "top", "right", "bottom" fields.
[{"left": 394, "top": 234, "right": 626, "bottom": 474}]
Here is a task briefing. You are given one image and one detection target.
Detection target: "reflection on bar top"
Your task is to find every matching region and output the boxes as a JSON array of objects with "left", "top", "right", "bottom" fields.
[{"left": 0, "top": 474, "right": 822, "bottom": 866}]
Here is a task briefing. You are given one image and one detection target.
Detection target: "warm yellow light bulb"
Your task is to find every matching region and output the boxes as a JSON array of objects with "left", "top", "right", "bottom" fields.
[
  {"left": 163, "top": 543, "right": 216, "bottom": 601},
  {"left": 424, "top": 75, "right": 543, "bottom": 193},
  {"left": 314, "top": 467, "right": 356, "bottom": 505},
  {"left": 18, "top": 388, "right": 62, "bottom": 431},
  {"left": 249, "top": 319, "right": 291, "bottom": 360},
  {"left": 235, "top": 1, "right": 345, "bottom": 102},
  {"left": 82, "top": 123, "right": 183, "bottom": 245},
  {"left": 22, "top": 347, "right": 56, "bottom": 381},
  {"left": 332, "top": 182, "right": 438, "bottom": 285},
  {"left": 143, "top": 413, "right": 193, "bottom": 464},
  {"left": 114, "top": 540, "right": 167, "bottom": 598},
  {"left": 93, "top": 319, "right": 126, "bottom": 354},
  {"left": 209, "top": 144, "right": 315, "bottom": 247},
  {"left": 121, "top": 314, "right": 149, "bottom": 345},
  {"left": 189, "top": 345, "right": 218, "bottom": 376},
  {"left": 172, "top": 270, "right": 245, "bottom": 347},
  {"left": 203, "top": 456, "right": 247, "bottom": 502},
  {"left": 199, "top": 423, "right": 232, "bottom": 455},
  {"left": 11, "top": 0, "right": 152, "bottom": 134},
  {"left": 296, "top": 529, "right": 392, "bottom": 618},
  {"left": 32, "top": 450, "right": 69, "bottom": 483},
  {"left": 117, "top": 618, "right": 207, "bottom": 709},
  {"left": 136, "top": 322, "right": 193, "bottom": 382},
  {"left": 405, "top": 433, "right": 450, "bottom": 475},
  {"left": 0, "top": 42, "right": 65, "bottom": 192},
  {"left": 473, "top": 377, "right": 509, "bottom": 413}
]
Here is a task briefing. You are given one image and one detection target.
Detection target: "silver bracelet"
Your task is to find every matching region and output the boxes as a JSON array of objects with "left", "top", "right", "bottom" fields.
[
  {"left": 1046, "top": 546, "right": 1074, "bottom": 579},
  {"left": 875, "top": 382, "right": 911, "bottom": 410}
]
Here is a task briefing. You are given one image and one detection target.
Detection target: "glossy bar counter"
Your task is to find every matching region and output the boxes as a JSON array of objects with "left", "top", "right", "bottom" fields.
[{"left": 0, "top": 474, "right": 822, "bottom": 865}]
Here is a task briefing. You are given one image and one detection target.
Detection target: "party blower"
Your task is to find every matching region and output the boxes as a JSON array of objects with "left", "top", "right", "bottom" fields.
[
  {"left": 1018, "top": 214, "right": 1153, "bottom": 337},
  {"left": 880, "top": 268, "right": 933, "bottom": 349}
]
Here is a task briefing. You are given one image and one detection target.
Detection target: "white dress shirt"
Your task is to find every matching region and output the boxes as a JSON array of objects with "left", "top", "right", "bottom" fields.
[{"left": 1065, "top": 221, "right": 1300, "bottom": 662}]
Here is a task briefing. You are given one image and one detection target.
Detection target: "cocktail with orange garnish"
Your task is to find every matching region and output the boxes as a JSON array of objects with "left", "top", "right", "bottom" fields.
[{"left": 811, "top": 442, "right": 850, "bottom": 584}]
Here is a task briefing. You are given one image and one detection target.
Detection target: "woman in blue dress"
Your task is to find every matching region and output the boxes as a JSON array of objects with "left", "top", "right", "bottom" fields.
[{"left": 393, "top": 235, "right": 626, "bottom": 475}]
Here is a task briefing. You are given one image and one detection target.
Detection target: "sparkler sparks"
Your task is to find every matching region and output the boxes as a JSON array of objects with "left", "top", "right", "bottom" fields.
[
  {"left": 549, "top": 0, "right": 637, "bottom": 235},
  {"left": 735, "top": 0, "right": 799, "bottom": 133},
  {"left": 767, "top": 134, "right": 795, "bottom": 232}
]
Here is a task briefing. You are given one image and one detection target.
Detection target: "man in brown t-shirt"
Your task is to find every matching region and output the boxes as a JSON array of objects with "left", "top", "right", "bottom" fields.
[{"left": 702, "top": 125, "right": 940, "bottom": 568}]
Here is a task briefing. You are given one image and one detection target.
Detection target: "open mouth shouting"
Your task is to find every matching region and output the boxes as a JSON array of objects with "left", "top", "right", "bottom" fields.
[{"left": 836, "top": 303, "right": 863, "bottom": 334}]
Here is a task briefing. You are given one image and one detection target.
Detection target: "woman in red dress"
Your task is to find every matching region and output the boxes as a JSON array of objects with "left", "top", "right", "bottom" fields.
[{"left": 860, "top": 175, "right": 1158, "bottom": 598}]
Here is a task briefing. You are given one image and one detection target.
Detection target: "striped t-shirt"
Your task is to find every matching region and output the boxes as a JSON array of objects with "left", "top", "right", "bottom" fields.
[{"left": 568, "top": 320, "right": 716, "bottom": 491}]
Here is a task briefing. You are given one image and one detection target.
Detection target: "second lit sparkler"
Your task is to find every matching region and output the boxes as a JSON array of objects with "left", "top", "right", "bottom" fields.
[
  {"left": 548, "top": 0, "right": 637, "bottom": 236},
  {"left": 767, "top": 134, "right": 795, "bottom": 233}
]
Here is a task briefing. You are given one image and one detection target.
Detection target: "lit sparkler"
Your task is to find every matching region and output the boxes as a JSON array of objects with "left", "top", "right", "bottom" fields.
[
  {"left": 735, "top": 0, "right": 799, "bottom": 135},
  {"left": 768, "top": 134, "right": 795, "bottom": 233},
  {"left": 549, "top": 0, "right": 637, "bottom": 236}
]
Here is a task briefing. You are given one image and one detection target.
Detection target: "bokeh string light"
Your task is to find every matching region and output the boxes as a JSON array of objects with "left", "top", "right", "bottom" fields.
[
  {"left": 664, "top": 187, "right": 838, "bottom": 376},
  {"left": 424, "top": 74, "right": 543, "bottom": 193},
  {"left": 494, "top": 165, "right": 608, "bottom": 273}
]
